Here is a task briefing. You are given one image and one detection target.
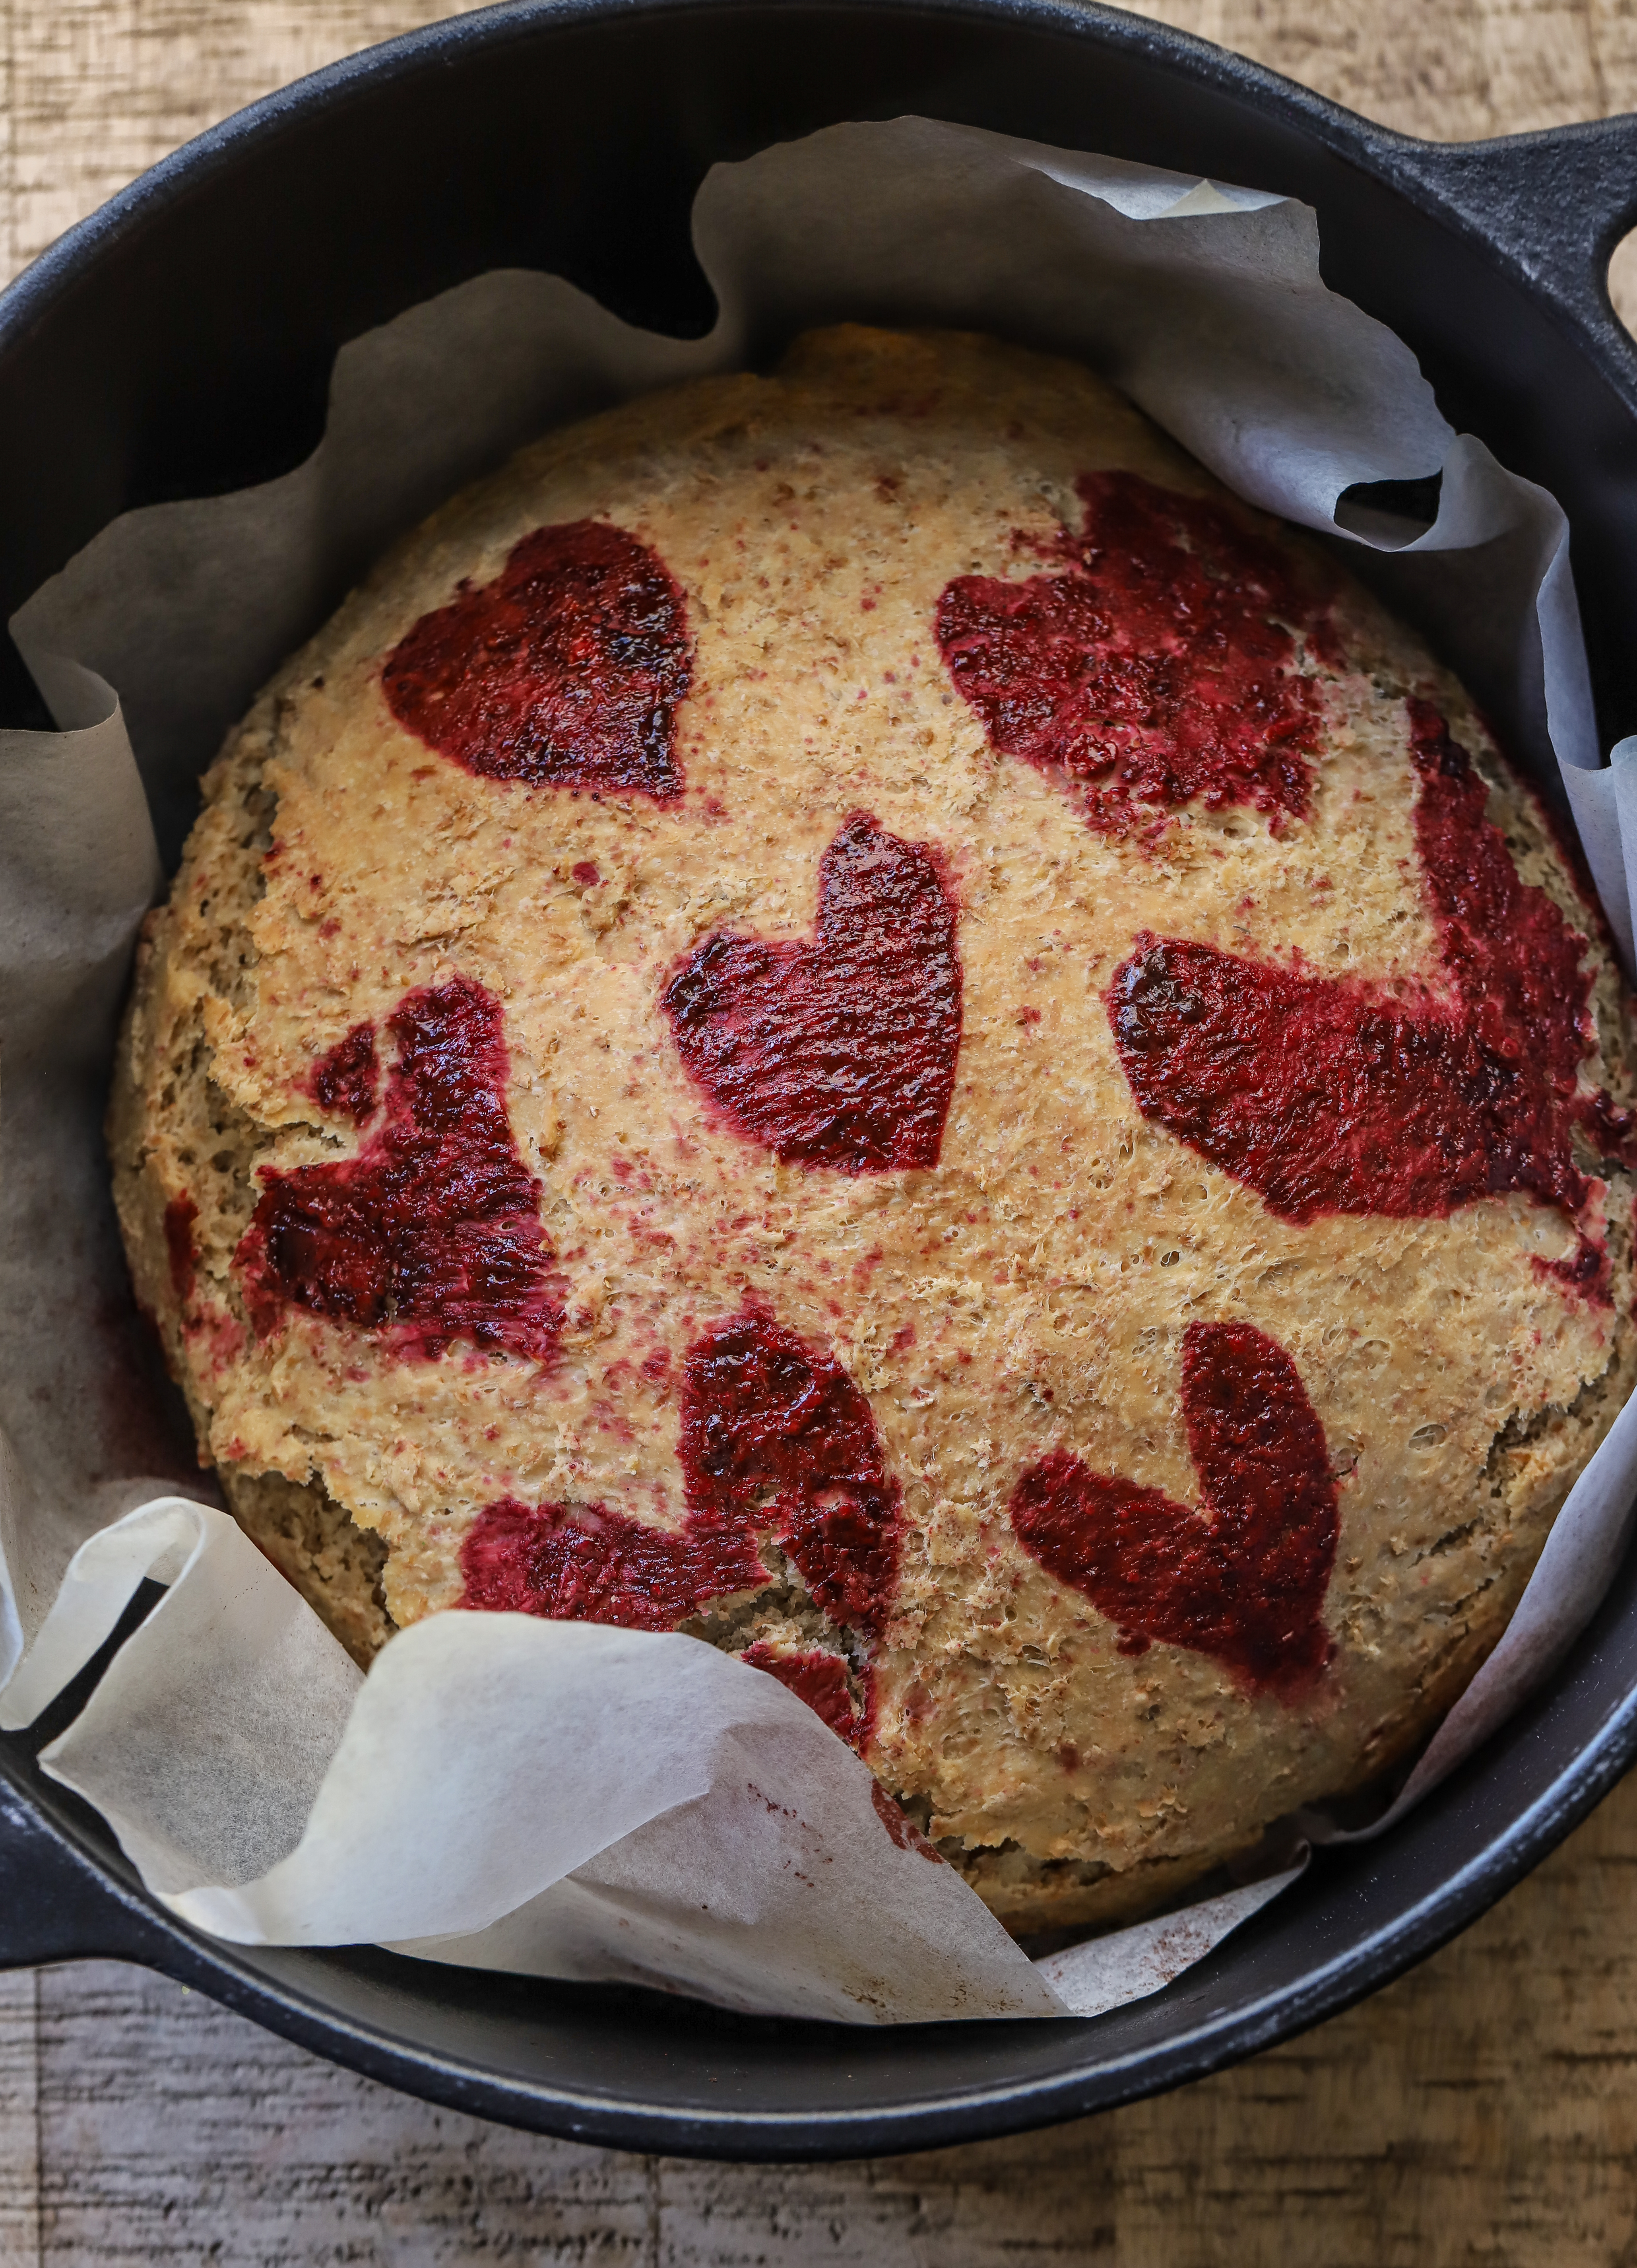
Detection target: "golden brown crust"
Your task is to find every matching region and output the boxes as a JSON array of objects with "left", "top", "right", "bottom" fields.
[{"left": 110, "top": 325, "right": 1637, "bottom": 1932}]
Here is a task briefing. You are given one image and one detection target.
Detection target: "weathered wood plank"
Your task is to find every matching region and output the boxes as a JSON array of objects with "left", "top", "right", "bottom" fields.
[
  {"left": 0, "top": 0, "right": 495, "bottom": 284},
  {"left": 35, "top": 1962, "right": 659, "bottom": 2267},
  {"left": 0, "top": 1975, "right": 37, "bottom": 2268}
]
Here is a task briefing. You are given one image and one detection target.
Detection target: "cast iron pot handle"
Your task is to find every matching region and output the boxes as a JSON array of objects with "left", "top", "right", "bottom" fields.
[
  {"left": 1391, "top": 111, "right": 1637, "bottom": 362},
  {"left": 0, "top": 1776, "right": 178, "bottom": 1969}
]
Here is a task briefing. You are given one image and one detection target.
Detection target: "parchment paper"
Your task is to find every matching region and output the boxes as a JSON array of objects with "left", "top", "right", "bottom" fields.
[{"left": 0, "top": 116, "right": 1632, "bottom": 2024}]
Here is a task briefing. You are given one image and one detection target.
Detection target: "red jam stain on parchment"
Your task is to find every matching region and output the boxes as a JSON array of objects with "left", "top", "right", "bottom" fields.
[
  {"left": 1108, "top": 700, "right": 1634, "bottom": 1295},
  {"left": 94, "top": 1275, "right": 213, "bottom": 1489},
  {"left": 237, "top": 977, "right": 564, "bottom": 1361},
  {"left": 459, "top": 1306, "right": 902, "bottom": 1741},
  {"left": 662, "top": 812, "right": 962, "bottom": 1173},
  {"left": 1010, "top": 1320, "right": 1338, "bottom": 1694},
  {"left": 381, "top": 520, "right": 692, "bottom": 799},
  {"left": 935, "top": 470, "right": 1331, "bottom": 838}
]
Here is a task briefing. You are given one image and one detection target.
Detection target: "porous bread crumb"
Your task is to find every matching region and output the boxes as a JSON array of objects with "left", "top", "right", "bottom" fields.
[
  {"left": 222, "top": 1468, "right": 393, "bottom": 1668},
  {"left": 109, "top": 324, "right": 1637, "bottom": 1932}
]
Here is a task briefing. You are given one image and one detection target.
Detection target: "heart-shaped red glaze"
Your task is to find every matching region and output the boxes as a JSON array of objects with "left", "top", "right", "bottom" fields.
[
  {"left": 237, "top": 977, "right": 564, "bottom": 1363},
  {"left": 662, "top": 812, "right": 962, "bottom": 1174},
  {"left": 1107, "top": 701, "right": 1636, "bottom": 1298},
  {"left": 680, "top": 1305, "right": 903, "bottom": 1639},
  {"left": 936, "top": 470, "right": 1331, "bottom": 837},
  {"left": 460, "top": 1305, "right": 903, "bottom": 1656},
  {"left": 1009, "top": 1321, "right": 1337, "bottom": 1694},
  {"left": 381, "top": 518, "right": 691, "bottom": 800}
]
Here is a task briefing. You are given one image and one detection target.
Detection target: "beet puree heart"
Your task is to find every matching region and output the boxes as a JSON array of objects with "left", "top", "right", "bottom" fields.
[
  {"left": 1009, "top": 1320, "right": 1338, "bottom": 1694},
  {"left": 661, "top": 812, "right": 962, "bottom": 1173},
  {"left": 1106, "top": 700, "right": 1637, "bottom": 1300},
  {"left": 935, "top": 469, "right": 1330, "bottom": 838},
  {"left": 459, "top": 1305, "right": 903, "bottom": 1636},
  {"left": 458, "top": 1304, "right": 902, "bottom": 1745},
  {"left": 237, "top": 977, "right": 564, "bottom": 1364},
  {"left": 380, "top": 518, "right": 692, "bottom": 800}
]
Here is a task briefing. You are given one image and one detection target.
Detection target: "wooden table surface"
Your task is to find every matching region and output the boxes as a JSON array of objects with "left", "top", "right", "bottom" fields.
[{"left": 6, "top": 2, "right": 1637, "bottom": 2260}]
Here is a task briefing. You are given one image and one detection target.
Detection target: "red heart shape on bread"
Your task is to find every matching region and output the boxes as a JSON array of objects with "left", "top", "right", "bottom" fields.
[
  {"left": 935, "top": 469, "right": 1326, "bottom": 837},
  {"left": 1009, "top": 1320, "right": 1337, "bottom": 1694},
  {"left": 460, "top": 1306, "right": 902, "bottom": 1718},
  {"left": 239, "top": 977, "right": 564, "bottom": 1364},
  {"left": 381, "top": 518, "right": 691, "bottom": 800},
  {"left": 1106, "top": 701, "right": 1635, "bottom": 1300},
  {"left": 662, "top": 812, "right": 962, "bottom": 1174}
]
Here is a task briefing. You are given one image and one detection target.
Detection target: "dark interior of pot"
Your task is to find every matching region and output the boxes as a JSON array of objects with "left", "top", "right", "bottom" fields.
[{"left": 4, "top": 0, "right": 1637, "bottom": 2159}]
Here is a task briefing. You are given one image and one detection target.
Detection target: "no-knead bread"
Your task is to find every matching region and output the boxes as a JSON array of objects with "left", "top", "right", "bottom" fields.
[{"left": 111, "top": 326, "right": 1637, "bottom": 1933}]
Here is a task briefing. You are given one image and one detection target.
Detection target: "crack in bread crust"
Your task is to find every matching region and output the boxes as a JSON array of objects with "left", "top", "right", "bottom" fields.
[{"left": 221, "top": 1467, "right": 394, "bottom": 1670}]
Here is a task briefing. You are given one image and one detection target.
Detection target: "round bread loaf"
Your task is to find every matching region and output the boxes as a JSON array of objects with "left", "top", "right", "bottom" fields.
[{"left": 109, "top": 324, "right": 1637, "bottom": 1934}]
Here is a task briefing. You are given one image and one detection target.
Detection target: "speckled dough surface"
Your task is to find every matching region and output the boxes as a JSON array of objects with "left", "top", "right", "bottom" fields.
[{"left": 110, "top": 327, "right": 1637, "bottom": 1933}]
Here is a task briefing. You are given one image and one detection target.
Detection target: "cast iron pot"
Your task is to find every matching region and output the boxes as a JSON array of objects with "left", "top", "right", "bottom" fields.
[{"left": 4, "top": 0, "right": 1637, "bottom": 2163}]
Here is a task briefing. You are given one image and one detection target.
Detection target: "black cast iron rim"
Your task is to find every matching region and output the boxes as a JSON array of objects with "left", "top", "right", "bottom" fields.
[
  {"left": 8, "top": 1677, "right": 1637, "bottom": 2158},
  {"left": 4, "top": 0, "right": 1637, "bottom": 2159}
]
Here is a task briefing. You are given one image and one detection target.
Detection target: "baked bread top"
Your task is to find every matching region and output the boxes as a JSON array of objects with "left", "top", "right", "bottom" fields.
[{"left": 110, "top": 325, "right": 1637, "bottom": 1932}]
